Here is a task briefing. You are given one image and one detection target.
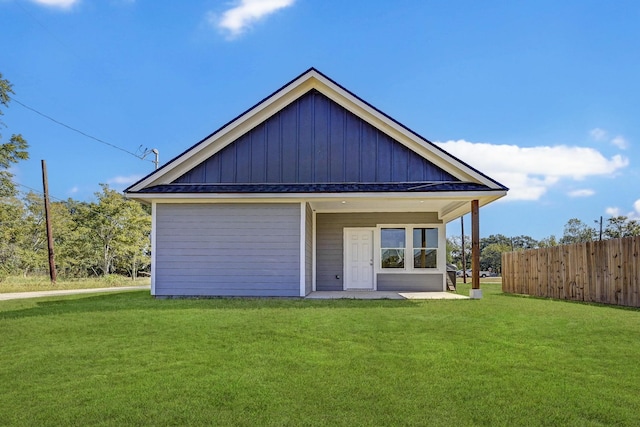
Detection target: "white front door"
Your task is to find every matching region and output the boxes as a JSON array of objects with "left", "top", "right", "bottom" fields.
[{"left": 344, "top": 228, "right": 374, "bottom": 290}]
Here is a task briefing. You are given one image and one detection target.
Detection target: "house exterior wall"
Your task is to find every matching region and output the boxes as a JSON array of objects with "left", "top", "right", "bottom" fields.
[
  {"left": 377, "top": 274, "right": 444, "bottom": 292},
  {"left": 155, "top": 203, "right": 301, "bottom": 297},
  {"left": 316, "top": 212, "right": 442, "bottom": 291},
  {"left": 173, "top": 90, "right": 457, "bottom": 185}
]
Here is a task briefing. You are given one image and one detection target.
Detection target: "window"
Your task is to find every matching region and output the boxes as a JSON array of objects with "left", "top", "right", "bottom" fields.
[
  {"left": 413, "top": 228, "right": 438, "bottom": 268},
  {"left": 378, "top": 225, "right": 441, "bottom": 271},
  {"left": 381, "top": 228, "right": 405, "bottom": 268}
]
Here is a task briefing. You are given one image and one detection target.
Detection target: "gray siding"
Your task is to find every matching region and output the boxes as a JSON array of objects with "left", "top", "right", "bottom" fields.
[
  {"left": 305, "top": 203, "right": 313, "bottom": 295},
  {"left": 316, "top": 212, "right": 441, "bottom": 291},
  {"left": 174, "top": 90, "right": 457, "bottom": 185},
  {"left": 155, "top": 203, "right": 300, "bottom": 297},
  {"left": 377, "top": 274, "right": 444, "bottom": 292}
]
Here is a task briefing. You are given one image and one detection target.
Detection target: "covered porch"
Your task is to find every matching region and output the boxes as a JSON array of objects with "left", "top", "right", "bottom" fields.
[{"left": 307, "top": 194, "right": 487, "bottom": 299}]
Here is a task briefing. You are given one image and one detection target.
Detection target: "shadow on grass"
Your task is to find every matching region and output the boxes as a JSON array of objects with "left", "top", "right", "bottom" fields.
[
  {"left": 0, "top": 290, "right": 456, "bottom": 320},
  {"left": 500, "top": 291, "right": 640, "bottom": 312}
]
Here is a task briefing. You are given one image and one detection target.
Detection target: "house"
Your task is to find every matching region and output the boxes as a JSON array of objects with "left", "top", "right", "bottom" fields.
[{"left": 125, "top": 68, "right": 507, "bottom": 298}]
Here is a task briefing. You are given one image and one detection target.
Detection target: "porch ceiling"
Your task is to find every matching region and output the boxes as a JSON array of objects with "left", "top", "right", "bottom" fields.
[{"left": 308, "top": 194, "right": 502, "bottom": 223}]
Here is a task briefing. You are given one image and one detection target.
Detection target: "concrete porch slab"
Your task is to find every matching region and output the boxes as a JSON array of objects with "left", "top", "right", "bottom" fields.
[{"left": 305, "top": 291, "right": 469, "bottom": 300}]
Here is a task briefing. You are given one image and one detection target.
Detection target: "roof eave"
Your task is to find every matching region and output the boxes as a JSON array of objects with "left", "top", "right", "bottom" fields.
[{"left": 125, "top": 189, "right": 507, "bottom": 201}]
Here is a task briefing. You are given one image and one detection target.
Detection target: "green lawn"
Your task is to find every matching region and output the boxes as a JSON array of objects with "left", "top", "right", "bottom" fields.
[
  {"left": 1, "top": 284, "right": 639, "bottom": 426},
  {"left": 0, "top": 275, "right": 150, "bottom": 293}
]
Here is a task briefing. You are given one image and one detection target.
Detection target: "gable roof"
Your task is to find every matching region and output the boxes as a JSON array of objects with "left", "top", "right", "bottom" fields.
[{"left": 125, "top": 68, "right": 507, "bottom": 195}]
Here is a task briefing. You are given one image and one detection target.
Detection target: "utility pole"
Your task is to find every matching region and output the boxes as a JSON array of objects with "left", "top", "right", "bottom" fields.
[
  {"left": 41, "top": 160, "right": 57, "bottom": 284},
  {"left": 598, "top": 216, "right": 603, "bottom": 241}
]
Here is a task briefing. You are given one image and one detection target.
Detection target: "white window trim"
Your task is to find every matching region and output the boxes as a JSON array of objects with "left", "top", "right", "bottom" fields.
[{"left": 375, "top": 224, "right": 446, "bottom": 275}]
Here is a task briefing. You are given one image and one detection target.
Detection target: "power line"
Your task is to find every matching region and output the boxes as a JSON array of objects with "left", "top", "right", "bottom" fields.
[
  {"left": 10, "top": 97, "right": 154, "bottom": 164},
  {"left": 16, "top": 183, "right": 66, "bottom": 203}
]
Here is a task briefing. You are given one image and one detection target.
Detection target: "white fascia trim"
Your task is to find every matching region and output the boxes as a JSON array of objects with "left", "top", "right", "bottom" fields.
[
  {"left": 439, "top": 196, "right": 504, "bottom": 223},
  {"left": 150, "top": 201, "right": 157, "bottom": 296},
  {"left": 128, "top": 190, "right": 507, "bottom": 202},
  {"left": 299, "top": 202, "right": 306, "bottom": 297}
]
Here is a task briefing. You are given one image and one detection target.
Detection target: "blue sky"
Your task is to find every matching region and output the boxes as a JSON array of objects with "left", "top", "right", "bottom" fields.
[{"left": 1, "top": 0, "right": 638, "bottom": 240}]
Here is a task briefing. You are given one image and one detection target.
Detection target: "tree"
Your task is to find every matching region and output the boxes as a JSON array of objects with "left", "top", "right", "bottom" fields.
[
  {"left": 603, "top": 216, "right": 640, "bottom": 239},
  {"left": 18, "top": 192, "right": 81, "bottom": 276},
  {"left": 560, "top": 218, "right": 596, "bottom": 245},
  {"left": 480, "top": 242, "right": 512, "bottom": 273},
  {"left": 0, "top": 195, "right": 24, "bottom": 279},
  {"left": 18, "top": 191, "right": 48, "bottom": 275},
  {"left": 538, "top": 235, "right": 558, "bottom": 248},
  {"left": 80, "top": 184, "right": 151, "bottom": 277},
  {"left": 511, "top": 235, "right": 538, "bottom": 250},
  {"left": 0, "top": 73, "right": 29, "bottom": 280},
  {"left": 480, "top": 234, "right": 512, "bottom": 251},
  {"left": 0, "top": 73, "right": 29, "bottom": 197},
  {"left": 56, "top": 200, "right": 96, "bottom": 277},
  {"left": 112, "top": 199, "right": 151, "bottom": 280},
  {"left": 447, "top": 235, "right": 470, "bottom": 269}
]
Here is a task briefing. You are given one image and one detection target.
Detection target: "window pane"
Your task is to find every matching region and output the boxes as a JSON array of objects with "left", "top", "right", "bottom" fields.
[
  {"left": 413, "top": 228, "right": 426, "bottom": 248},
  {"left": 413, "top": 249, "right": 437, "bottom": 268},
  {"left": 427, "top": 228, "right": 438, "bottom": 247},
  {"left": 413, "top": 228, "right": 438, "bottom": 248},
  {"left": 381, "top": 228, "right": 405, "bottom": 247},
  {"left": 382, "top": 249, "right": 405, "bottom": 268}
]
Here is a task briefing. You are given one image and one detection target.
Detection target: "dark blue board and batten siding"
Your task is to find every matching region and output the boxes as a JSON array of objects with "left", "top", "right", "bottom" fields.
[
  {"left": 155, "top": 203, "right": 301, "bottom": 297},
  {"left": 174, "top": 90, "right": 458, "bottom": 185},
  {"left": 315, "top": 212, "right": 444, "bottom": 292}
]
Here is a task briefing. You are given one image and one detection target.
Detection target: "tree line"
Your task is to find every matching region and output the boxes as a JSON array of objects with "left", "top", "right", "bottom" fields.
[
  {"left": 0, "top": 186, "right": 151, "bottom": 280},
  {"left": 448, "top": 216, "right": 640, "bottom": 274}
]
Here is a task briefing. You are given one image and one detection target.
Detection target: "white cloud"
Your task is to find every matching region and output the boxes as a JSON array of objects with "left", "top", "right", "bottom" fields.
[
  {"left": 610, "top": 135, "right": 628, "bottom": 150},
  {"left": 605, "top": 200, "right": 640, "bottom": 219},
  {"left": 590, "top": 128, "right": 629, "bottom": 150},
  {"left": 435, "top": 140, "right": 629, "bottom": 201},
  {"left": 605, "top": 207, "right": 621, "bottom": 216},
  {"left": 212, "top": 0, "right": 296, "bottom": 38},
  {"left": 28, "top": 0, "right": 79, "bottom": 9},
  {"left": 568, "top": 189, "right": 595, "bottom": 198},
  {"left": 68, "top": 186, "right": 79, "bottom": 194},
  {"left": 590, "top": 128, "right": 607, "bottom": 141},
  {"left": 107, "top": 174, "right": 142, "bottom": 186}
]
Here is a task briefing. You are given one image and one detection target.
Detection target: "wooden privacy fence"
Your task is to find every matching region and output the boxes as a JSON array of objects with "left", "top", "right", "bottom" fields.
[{"left": 502, "top": 236, "right": 640, "bottom": 307}]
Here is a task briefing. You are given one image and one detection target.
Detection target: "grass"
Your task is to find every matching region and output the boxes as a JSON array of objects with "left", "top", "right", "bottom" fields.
[
  {"left": 1, "top": 284, "right": 639, "bottom": 426},
  {"left": 0, "top": 275, "right": 150, "bottom": 293}
]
